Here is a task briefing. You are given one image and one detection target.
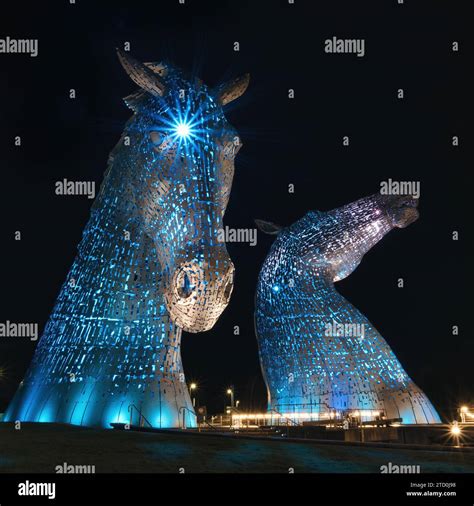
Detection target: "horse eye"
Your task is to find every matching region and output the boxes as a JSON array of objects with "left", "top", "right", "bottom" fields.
[{"left": 149, "top": 131, "right": 162, "bottom": 146}]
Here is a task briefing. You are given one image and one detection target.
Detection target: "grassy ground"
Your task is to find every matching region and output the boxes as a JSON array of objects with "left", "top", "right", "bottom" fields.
[{"left": 0, "top": 422, "right": 473, "bottom": 473}]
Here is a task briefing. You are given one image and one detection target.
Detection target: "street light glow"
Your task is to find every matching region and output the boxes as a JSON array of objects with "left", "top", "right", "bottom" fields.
[{"left": 451, "top": 424, "right": 461, "bottom": 436}]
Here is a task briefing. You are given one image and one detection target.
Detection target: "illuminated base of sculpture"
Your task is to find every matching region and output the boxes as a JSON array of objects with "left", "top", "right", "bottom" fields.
[
  {"left": 268, "top": 381, "right": 441, "bottom": 424},
  {"left": 4, "top": 377, "right": 197, "bottom": 429}
]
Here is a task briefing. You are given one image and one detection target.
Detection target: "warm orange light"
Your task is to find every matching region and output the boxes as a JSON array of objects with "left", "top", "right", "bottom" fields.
[{"left": 451, "top": 424, "right": 461, "bottom": 436}]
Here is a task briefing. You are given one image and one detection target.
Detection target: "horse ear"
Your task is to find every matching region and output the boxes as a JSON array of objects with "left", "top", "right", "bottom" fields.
[
  {"left": 117, "top": 49, "right": 166, "bottom": 97},
  {"left": 255, "top": 219, "right": 283, "bottom": 235},
  {"left": 214, "top": 74, "right": 250, "bottom": 106},
  {"left": 123, "top": 90, "right": 149, "bottom": 112}
]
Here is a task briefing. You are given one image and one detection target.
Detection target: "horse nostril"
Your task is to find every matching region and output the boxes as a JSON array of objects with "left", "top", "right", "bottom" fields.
[
  {"left": 177, "top": 271, "right": 194, "bottom": 299},
  {"left": 408, "top": 196, "right": 419, "bottom": 208},
  {"left": 223, "top": 277, "right": 233, "bottom": 302},
  {"left": 398, "top": 195, "right": 418, "bottom": 208}
]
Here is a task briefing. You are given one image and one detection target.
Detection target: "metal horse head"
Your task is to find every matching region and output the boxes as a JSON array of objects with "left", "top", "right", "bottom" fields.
[
  {"left": 255, "top": 192, "right": 441, "bottom": 424},
  {"left": 117, "top": 50, "right": 249, "bottom": 332}
]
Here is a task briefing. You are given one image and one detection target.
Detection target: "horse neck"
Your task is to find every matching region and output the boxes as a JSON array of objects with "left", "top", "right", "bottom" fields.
[{"left": 50, "top": 140, "right": 179, "bottom": 347}]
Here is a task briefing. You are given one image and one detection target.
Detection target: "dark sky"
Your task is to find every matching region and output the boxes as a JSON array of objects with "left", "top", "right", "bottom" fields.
[{"left": 0, "top": 0, "right": 470, "bottom": 420}]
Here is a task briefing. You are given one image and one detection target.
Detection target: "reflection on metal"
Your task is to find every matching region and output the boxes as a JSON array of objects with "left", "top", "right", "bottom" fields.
[
  {"left": 255, "top": 192, "right": 441, "bottom": 425},
  {"left": 5, "top": 50, "right": 248, "bottom": 428},
  {"left": 459, "top": 406, "right": 474, "bottom": 423}
]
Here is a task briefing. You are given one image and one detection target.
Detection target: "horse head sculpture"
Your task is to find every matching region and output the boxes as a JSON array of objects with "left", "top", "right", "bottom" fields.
[
  {"left": 4, "top": 51, "right": 249, "bottom": 428},
  {"left": 255, "top": 192, "right": 441, "bottom": 425}
]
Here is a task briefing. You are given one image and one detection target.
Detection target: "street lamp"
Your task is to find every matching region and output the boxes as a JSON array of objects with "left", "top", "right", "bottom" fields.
[
  {"left": 227, "top": 387, "right": 234, "bottom": 408},
  {"left": 190, "top": 383, "right": 197, "bottom": 407},
  {"left": 450, "top": 421, "right": 462, "bottom": 447}
]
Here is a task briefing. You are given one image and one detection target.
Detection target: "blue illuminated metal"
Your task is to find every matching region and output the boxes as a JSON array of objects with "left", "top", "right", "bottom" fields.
[
  {"left": 4, "top": 51, "right": 249, "bottom": 428},
  {"left": 255, "top": 192, "right": 441, "bottom": 424}
]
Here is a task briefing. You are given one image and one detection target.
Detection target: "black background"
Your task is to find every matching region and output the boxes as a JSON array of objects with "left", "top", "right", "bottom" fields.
[
  {"left": 0, "top": 0, "right": 471, "bottom": 421},
  {"left": 1, "top": 473, "right": 474, "bottom": 506}
]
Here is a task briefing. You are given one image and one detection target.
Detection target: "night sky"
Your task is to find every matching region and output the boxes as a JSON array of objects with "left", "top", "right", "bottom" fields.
[{"left": 0, "top": 0, "right": 470, "bottom": 420}]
